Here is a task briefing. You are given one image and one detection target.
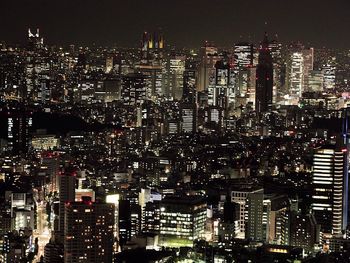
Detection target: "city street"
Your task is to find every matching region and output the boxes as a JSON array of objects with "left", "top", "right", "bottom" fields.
[{"left": 33, "top": 202, "right": 51, "bottom": 263}]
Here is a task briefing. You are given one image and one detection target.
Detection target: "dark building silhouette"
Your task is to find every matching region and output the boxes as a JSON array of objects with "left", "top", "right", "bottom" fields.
[
  {"left": 255, "top": 33, "right": 273, "bottom": 113},
  {"left": 0, "top": 103, "right": 32, "bottom": 154},
  {"left": 119, "top": 200, "right": 131, "bottom": 246}
]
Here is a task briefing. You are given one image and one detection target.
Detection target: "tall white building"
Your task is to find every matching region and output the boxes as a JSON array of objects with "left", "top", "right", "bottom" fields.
[
  {"left": 288, "top": 52, "right": 304, "bottom": 101},
  {"left": 311, "top": 147, "right": 347, "bottom": 235}
]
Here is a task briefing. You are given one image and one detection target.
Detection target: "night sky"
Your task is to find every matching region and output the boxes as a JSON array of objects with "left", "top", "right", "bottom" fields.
[{"left": 1, "top": 0, "right": 350, "bottom": 48}]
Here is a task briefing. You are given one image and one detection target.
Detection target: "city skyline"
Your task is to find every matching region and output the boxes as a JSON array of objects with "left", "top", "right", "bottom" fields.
[{"left": 2, "top": 2, "right": 350, "bottom": 262}]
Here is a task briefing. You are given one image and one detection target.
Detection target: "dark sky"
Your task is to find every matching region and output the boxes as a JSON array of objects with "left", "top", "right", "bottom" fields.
[{"left": 1, "top": 0, "right": 350, "bottom": 49}]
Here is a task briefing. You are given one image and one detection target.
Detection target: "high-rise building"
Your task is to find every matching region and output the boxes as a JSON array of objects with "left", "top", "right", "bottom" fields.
[
  {"left": 234, "top": 42, "right": 254, "bottom": 69},
  {"left": 180, "top": 102, "right": 197, "bottom": 133},
  {"left": 183, "top": 67, "right": 197, "bottom": 103},
  {"left": 142, "top": 201, "right": 161, "bottom": 234},
  {"left": 58, "top": 174, "right": 76, "bottom": 241},
  {"left": 121, "top": 73, "right": 147, "bottom": 107},
  {"left": 245, "top": 190, "right": 269, "bottom": 241},
  {"left": 64, "top": 197, "right": 114, "bottom": 263},
  {"left": 268, "top": 38, "right": 283, "bottom": 104},
  {"left": 231, "top": 187, "right": 263, "bottom": 236},
  {"left": 130, "top": 204, "right": 141, "bottom": 237},
  {"left": 28, "top": 28, "right": 44, "bottom": 50},
  {"left": 255, "top": 33, "right": 273, "bottom": 113},
  {"left": 289, "top": 212, "right": 320, "bottom": 254},
  {"left": 198, "top": 42, "right": 219, "bottom": 92},
  {"left": 1, "top": 104, "right": 32, "bottom": 154},
  {"left": 287, "top": 52, "right": 304, "bottom": 101},
  {"left": 311, "top": 146, "right": 347, "bottom": 234},
  {"left": 308, "top": 70, "right": 324, "bottom": 92},
  {"left": 159, "top": 196, "right": 207, "bottom": 242},
  {"left": 141, "top": 31, "right": 164, "bottom": 62},
  {"left": 322, "top": 63, "right": 336, "bottom": 90},
  {"left": 286, "top": 47, "right": 314, "bottom": 102},
  {"left": 118, "top": 200, "right": 131, "bottom": 246},
  {"left": 245, "top": 191, "right": 289, "bottom": 243},
  {"left": 207, "top": 60, "right": 235, "bottom": 108},
  {"left": 165, "top": 54, "right": 185, "bottom": 100},
  {"left": 302, "top": 48, "right": 314, "bottom": 91},
  {"left": 41, "top": 153, "right": 60, "bottom": 192}
]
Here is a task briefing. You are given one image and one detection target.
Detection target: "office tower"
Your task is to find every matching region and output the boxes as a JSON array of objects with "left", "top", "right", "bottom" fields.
[
  {"left": 302, "top": 48, "right": 314, "bottom": 91},
  {"left": 142, "top": 201, "right": 161, "bottom": 234},
  {"left": 41, "top": 153, "right": 60, "bottom": 192},
  {"left": 27, "top": 28, "right": 44, "bottom": 50},
  {"left": 231, "top": 187, "right": 263, "bottom": 236},
  {"left": 118, "top": 200, "right": 131, "bottom": 246},
  {"left": 198, "top": 42, "right": 219, "bottom": 91},
  {"left": 234, "top": 42, "right": 254, "bottom": 69},
  {"left": 268, "top": 38, "right": 283, "bottom": 104},
  {"left": 246, "top": 192, "right": 267, "bottom": 241},
  {"left": 130, "top": 204, "right": 141, "bottom": 237},
  {"left": 104, "top": 79, "right": 122, "bottom": 102},
  {"left": 247, "top": 66, "right": 257, "bottom": 106},
  {"left": 137, "top": 64, "right": 164, "bottom": 99},
  {"left": 233, "top": 42, "right": 254, "bottom": 69},
  {"left": 286, "top": 47, "right": 313, "bottom": 101},
  {"left": 322, "top": 63, "right": 336, "bottom": 90},
  {"left": 266, "top": 195, "right": 289, "bottom": 244},
  {"left": 180, "top": 102, "right": 197, "bottom": 133},
  {"left": 141, "top": 31, "right": 164, "bottom": 62},
  {"left": 311, "top": 146, "right": 347, "bottom": 234},
  {"left": 121, "top": 73, "right": 147, "bottom": 106},
  {"left": 288, "top": 213, "right": 320, "bottom": 254},
  {"left": 106, "top": 194, "right": 120, "bottom": 248},
  {"left": 308, "top": 70, "right": 324, "bottom": 92},
  {"left": 10, "top": 192, "right": 35, "bottom": 231},
  {"left": 182, "top": 60, "right": 198, "bottom": 102},
  {"left": 245, "top": 190, "right": 271, "bottom": 242},
  {"left": 3, "top": 104, "right": 32, "bottom": 154},
  {"left": 205, "top": 106, "right": 224, "bottom": 127},
  {"left": 207, "top": 60, "right": 235, "bottom": 108},
  {"left": 164, "top": 54, "right": 185, "bottom": 100},
  {"left": 37, "top": 77, "right": 51, "bottom": 103},
  {"left": 159, "top": 196, "right": 206, "bottom": 242},
  {"left": 58, "top": 174, "right": 75, "bottom": 240},
  {"left": 287, "top": 52, "right": 304, "bottom": 101},
  {"left": 255, "top": 33, "right": 273, "bottom": 113},
  {"left": 64, "top": 197, "right": 114, "bottom": 263}
]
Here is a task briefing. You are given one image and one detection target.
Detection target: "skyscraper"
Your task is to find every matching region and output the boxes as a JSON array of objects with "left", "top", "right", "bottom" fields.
[
  {"left": 64, "top": 197, "right": 115, "bottom": 263},
  {"left": 255, "top": 33, "right": 273, "bottom": 113},
  {"left": 207, "top": 60, "right": 235, "bottom": 108},
  {"left": 2, "top": 104, "right": 32, "bottom": 154},
  {"left": 286, "top": 51, "right": 304, "bottom": 104},
  {"left": 121, "top": 73, "right": 147, "bottom": 107},
  {"left": 58, "top": 174, "right": 76, "bottom": 241},
  {"left": 234, "top": 42, "right": 254, "bottom": 69},
  {"left": 198, "top": 42, "right": 219, "bottom": 92},
  {"left": 311, "top": 146, "right": 347, "bottom": 235},
  {"left": 180, "top": 102, "right": 197, "bottom": 133}
]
